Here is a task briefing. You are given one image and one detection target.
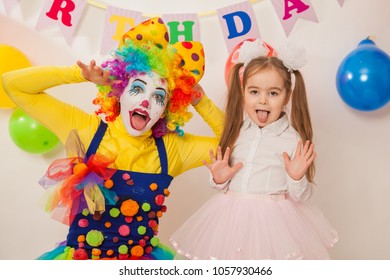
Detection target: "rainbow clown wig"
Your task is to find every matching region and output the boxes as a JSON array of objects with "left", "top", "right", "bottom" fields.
[{"left": 94, "top": 17, "right": 205, "bottom": 137}]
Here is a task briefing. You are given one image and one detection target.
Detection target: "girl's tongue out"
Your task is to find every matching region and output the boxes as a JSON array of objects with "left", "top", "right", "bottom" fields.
[{"left": 257, "top": 110, "right": 269, "bottom": 123}]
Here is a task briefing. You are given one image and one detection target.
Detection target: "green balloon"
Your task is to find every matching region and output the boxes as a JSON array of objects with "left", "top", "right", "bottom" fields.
[{"left": 8, "top": 108, "right": 60, "bottom": 154}]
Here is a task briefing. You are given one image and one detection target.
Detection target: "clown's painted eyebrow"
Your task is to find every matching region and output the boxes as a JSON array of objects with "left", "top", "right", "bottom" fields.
[
  {"left": 133, "top": 79, "right": 146, "bottom": 85},
  {"left": 133, "top": 79, "right": 166, "bottom": 91},
  {"left": 156, "top": 87, "right": 167, "bottom": 94}
]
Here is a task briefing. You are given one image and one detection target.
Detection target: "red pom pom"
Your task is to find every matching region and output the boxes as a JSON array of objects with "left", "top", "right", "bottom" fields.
[{"left": 74, "top": 248, "right": 88, "bottom": 260}]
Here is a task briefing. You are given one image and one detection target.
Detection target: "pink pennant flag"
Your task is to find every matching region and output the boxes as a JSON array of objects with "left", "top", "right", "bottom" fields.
[
  {"left": 162, "top": 14, "right": 200, "bottom": 44},
  {"left": 2, "top": 0, "right": 18, "bottom": 15},
  {"left": 100, "top": 6, "right": 142, "bottom": 55},
  {"left": 217, "top": 0, "right": 260, "bottom": 53},
  {"left": 35, "top": 0, "right": 87, "bottom": 45},
  {"left": 270, "top": 0, "right": 318, "bottom": 37},
  {"left": 337, "top": 0, "right": 345, "bottom": 7}
]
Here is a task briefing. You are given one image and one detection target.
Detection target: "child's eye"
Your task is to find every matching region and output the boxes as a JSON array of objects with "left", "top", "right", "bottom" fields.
[
  {"left": 269, "top": 91, "right": 278, "bottom": 96},
  {"left": 250, "top": 90, "right": 258, "bottom": 95}
]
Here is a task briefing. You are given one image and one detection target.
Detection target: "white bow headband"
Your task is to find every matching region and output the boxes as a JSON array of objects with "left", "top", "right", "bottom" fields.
[{"left": 230, "top": 39, "right": 307, "bottom": 73}]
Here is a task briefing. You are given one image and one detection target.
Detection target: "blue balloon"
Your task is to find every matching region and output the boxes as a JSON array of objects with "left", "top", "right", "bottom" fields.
[{"left": 336, "top": 38, "right": 390, "bottom": 111}]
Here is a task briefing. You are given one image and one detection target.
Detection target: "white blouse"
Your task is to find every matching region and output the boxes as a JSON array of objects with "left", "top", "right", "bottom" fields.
[{"left": 211, "top": 114, "right": 312, "bottom": 202}]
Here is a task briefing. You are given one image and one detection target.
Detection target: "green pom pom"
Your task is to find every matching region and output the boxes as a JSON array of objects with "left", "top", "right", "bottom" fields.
[
  {"left": 109, "top": 208, "right": 120, "bottom": 218},
  {"left": 118, "top": 245, "right": 128, "bottom": 254},
  {"left": 86, "top": 230, "right": 104, "bottom": 247},
  {"left": 150, "top": 237, "right": 160, "bottom": 247},
  {"left": 142, "top": 202, "right": 151, "bottom": 212},
  {"left": 138, "top": 226, "right": 146, "bottom": 235}
]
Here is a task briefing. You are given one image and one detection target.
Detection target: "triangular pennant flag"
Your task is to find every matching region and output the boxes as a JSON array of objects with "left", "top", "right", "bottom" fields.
[
  {"left": 2, "top": 0, "right": 19, "bottom": 15},
  {"left": 217, "top": 0, "right": 260, "bottom": 53},
  {"left": 100, "top": 6, "right": 142, "bottom": 55},
  {"left": 59, "top": 0, "right": 87, "bottom": 45},
  {"left": 161, "top": 13, "right": 200, "bottom": 44},
  {"left": 270, "top": 0, "right": 318, "bottom": 37},
  {"left": 337, "top": 0, "right": 345, "bottom": 7},
  {"left": 35, "top": 0, "right": 87, "bottom": 45},
  {"left": 36, "top": 0, "right": 66, "bottom": 31}
]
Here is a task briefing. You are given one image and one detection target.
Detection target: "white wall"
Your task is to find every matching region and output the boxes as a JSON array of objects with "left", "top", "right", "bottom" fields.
[{"left": 1, "top": 0, "right": 389, "bottom": 260}]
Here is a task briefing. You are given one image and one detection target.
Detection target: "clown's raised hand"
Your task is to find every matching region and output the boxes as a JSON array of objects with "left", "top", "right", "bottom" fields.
[
  {"left": 283, "top": 140, "right": 316, "bottom": 181},
  {"left": 77, "top": 60, "right": 120, "bottom": 86},
  {"left": 190, "top": 83, "right": 205, "bottom": 106}
]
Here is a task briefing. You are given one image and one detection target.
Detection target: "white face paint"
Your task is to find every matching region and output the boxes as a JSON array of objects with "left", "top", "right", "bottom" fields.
[{"left": 120, "top": 72, "right": 168, "bottom": 136}]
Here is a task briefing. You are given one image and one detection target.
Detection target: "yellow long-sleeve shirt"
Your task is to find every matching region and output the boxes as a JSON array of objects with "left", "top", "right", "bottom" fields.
[{"left": 2, "top": 65, "right": 224, "bottom": 177}]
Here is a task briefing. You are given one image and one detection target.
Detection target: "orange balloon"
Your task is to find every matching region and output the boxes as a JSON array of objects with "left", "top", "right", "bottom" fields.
[
  {"left": 0, "top": 44, "right": 31, "bottom": 108},
  {"left": 224, "top": 39, "right": 275, "bottom": 86},
  {"left": 224, "top": 39, "right": 256, "bottom": 86}
]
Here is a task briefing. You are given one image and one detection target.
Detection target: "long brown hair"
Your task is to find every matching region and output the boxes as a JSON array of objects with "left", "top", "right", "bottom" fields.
[{"left": 219, "top": 57, "right": 315, "bottom": 182}]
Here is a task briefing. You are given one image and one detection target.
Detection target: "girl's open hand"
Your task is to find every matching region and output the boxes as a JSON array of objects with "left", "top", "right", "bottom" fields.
[
  {"left": 283, "top": 140, "right": 316, "bottom": 181},
  {"left": 203, "top": 146, "right": 243, "bottom": 185}
]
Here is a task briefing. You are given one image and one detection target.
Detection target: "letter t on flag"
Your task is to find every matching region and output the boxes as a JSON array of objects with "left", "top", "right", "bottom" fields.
[
  {"left": 270, "top": 0, "right": 318, "bottom": 36},
  {"left": 100, "top": 6, "right": 142, "bottom": 55},
  {"left": 217, "top": 1, "right": 260, "bottom": 53},
  {"left": 35, "top": 0, "right": 87, "bottom": 45}
]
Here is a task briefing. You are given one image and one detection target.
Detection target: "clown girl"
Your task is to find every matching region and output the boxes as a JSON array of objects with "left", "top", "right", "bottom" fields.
[{"left": 3, "top": 17, "right": 223, "bottom": 260}]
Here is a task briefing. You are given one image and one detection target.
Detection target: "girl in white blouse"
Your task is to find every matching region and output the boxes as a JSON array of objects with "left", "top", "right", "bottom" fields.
[{"left": 170, "top": 39, "right": 338, "bottom": 260}]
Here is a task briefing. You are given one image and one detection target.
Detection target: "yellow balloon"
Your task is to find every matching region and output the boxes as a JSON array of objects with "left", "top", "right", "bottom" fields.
[{"left": 0, "top": 44, "right": 31, "bottom": 108}]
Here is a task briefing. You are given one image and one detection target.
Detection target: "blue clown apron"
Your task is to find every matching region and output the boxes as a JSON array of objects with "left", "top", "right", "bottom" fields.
[{"left": 40, "top": 121, "right": 175, "bottom": 260}]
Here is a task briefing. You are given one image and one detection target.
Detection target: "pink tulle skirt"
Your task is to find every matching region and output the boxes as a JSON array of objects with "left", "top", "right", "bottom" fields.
[{"left": 170, "top": 191, "right": 338, "bottom": 260}]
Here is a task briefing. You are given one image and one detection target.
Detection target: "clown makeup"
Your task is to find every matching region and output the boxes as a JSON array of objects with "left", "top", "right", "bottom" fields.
[
  {"left": 120, "top": 71, "right": 168, "bottom": 136},
  {"left": 243, "top": 67, "right": 290, "bottom": 128}
]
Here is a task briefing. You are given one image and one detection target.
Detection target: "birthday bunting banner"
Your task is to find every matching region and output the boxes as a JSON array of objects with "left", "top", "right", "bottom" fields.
[{"left": 2, "top": 0, "right": 346, "bottom": 53}]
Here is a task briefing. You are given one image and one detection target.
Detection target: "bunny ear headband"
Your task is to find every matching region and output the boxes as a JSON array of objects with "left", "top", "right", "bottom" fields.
[{"left": 225, "top": 38, "right": 307, "bottom": 84}]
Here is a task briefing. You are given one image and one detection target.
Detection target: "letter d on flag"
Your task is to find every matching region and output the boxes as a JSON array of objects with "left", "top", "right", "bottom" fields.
[{"left": 217, "top": 1, "right": 260, "bottom": 53}]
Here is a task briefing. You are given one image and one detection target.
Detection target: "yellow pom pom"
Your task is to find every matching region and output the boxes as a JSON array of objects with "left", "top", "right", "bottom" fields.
[{"left": 167, "top": 122, "right": 176, "bottom": 131}]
